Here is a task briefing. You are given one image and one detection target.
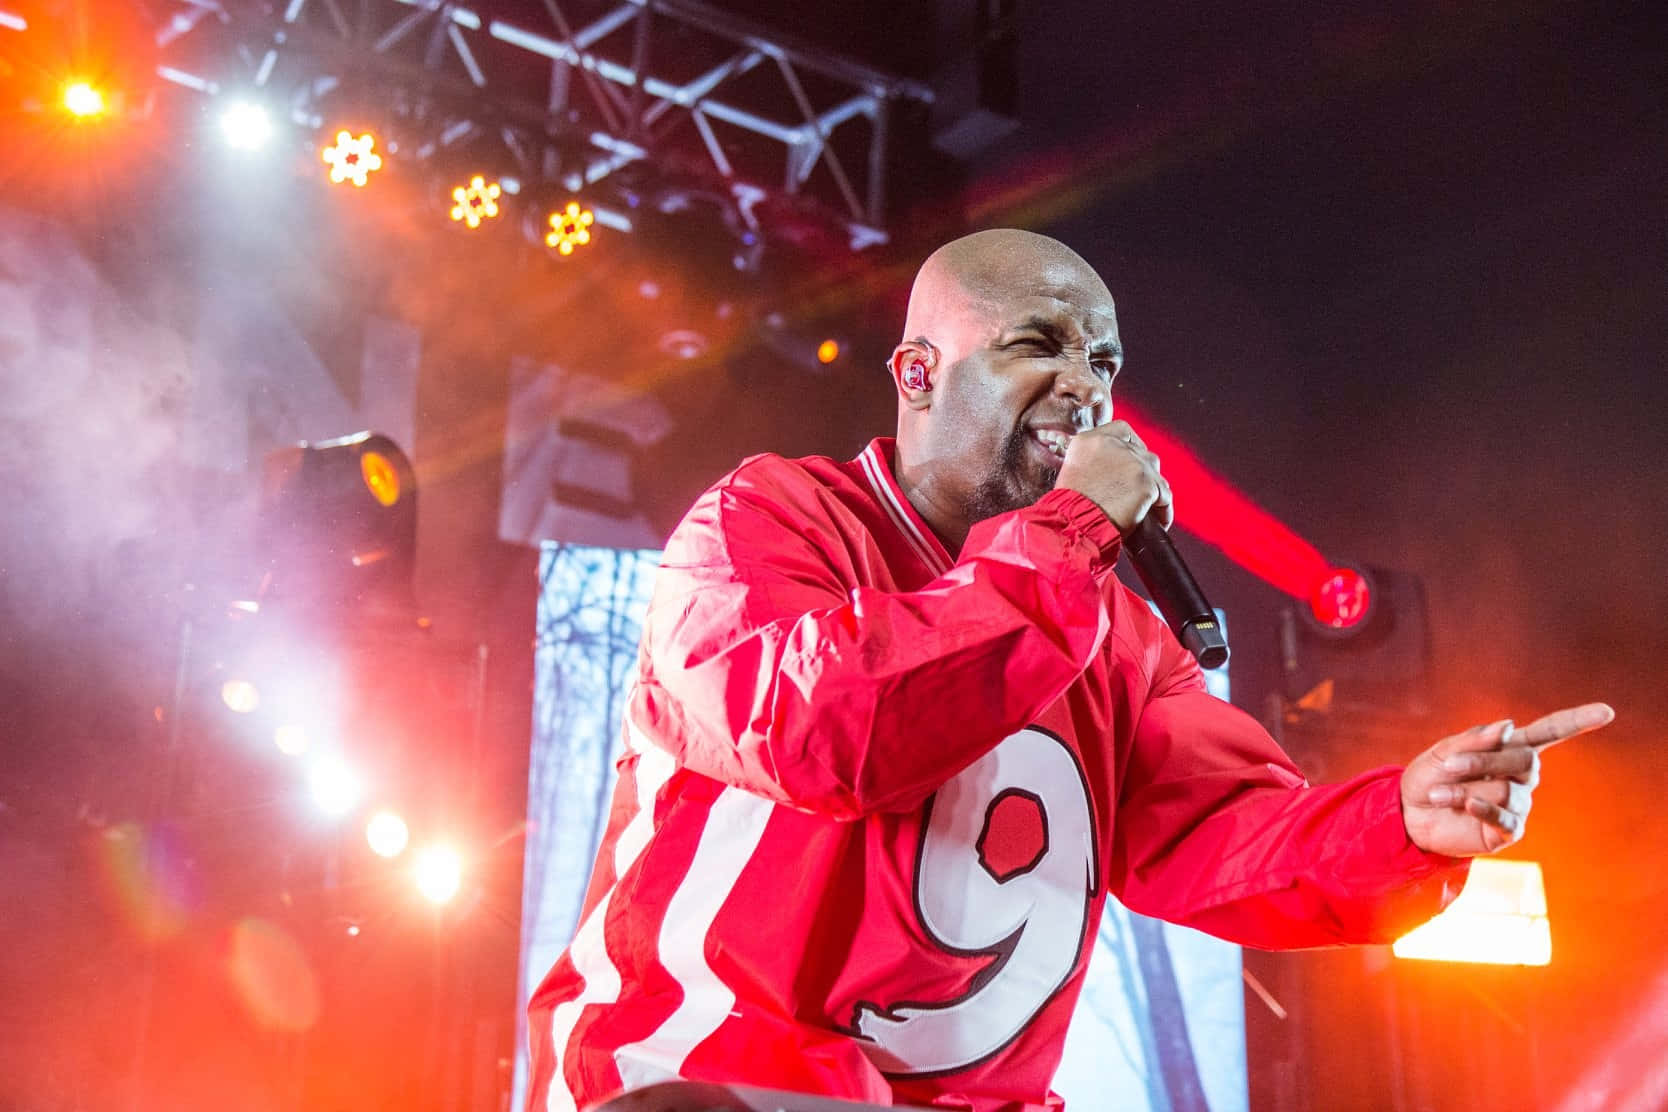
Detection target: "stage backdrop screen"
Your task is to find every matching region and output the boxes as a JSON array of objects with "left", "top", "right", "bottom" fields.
[{"left": 515, "top": 543, "right": 1247, "bottom": 1111}]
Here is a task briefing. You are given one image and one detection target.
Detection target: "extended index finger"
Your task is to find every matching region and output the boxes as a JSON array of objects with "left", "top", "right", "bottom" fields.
[{"left": 1515, "top": 703, "right": 1615, "bottom": 751}]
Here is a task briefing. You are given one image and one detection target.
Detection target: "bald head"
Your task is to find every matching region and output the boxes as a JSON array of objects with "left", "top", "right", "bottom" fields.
[{"left": 902, "top": 229, "right": 1112, "bottom": 344}]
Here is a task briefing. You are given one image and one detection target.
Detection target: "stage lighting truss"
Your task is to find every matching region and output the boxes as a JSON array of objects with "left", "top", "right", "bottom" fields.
[{"left": 126, "top": 0, "right": 935, "bottom": 250}]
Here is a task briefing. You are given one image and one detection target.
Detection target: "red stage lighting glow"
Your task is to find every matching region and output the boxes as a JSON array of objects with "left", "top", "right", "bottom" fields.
[
  {"left": 1309, "top": 566, "right": 1373, "bottom": 631},
  {"left": 1117, "top": 400, "right": 1335, "bottom": 603}
]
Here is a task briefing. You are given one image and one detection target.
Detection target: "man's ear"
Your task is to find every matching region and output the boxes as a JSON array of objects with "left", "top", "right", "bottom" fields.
[{"left": 887, "top": 340, "right": 936, "bottom": 410}]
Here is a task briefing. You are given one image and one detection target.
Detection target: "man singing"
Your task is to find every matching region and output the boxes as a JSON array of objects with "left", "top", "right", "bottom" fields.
[{"left": 525, "top": 229, "right": 1611, "bottom": 1111}]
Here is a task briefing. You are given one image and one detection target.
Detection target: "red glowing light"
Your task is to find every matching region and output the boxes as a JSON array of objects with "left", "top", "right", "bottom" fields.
[
  {"left": 1309, "top": 567, "right": 1373, "bottom": 630},
  {"left": 1117, "top": 401, "right": 1334, "bottom": 601}
]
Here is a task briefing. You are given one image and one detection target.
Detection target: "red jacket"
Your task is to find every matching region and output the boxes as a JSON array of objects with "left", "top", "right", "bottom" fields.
[{"left": 526, "top": 438, "right": 1466, "bottom": 1112}]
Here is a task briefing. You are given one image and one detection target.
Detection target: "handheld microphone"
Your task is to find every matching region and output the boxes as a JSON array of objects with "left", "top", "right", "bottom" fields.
[{"left": 1123, "top": 515, "right": 1229, "bottom": 669}]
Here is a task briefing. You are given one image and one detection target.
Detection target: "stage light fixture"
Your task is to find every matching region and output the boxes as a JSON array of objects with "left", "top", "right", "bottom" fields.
[
  {"left": 63, "top": 80, "right": 106, "bottom": 118},
  {"left": 257, "top": 431, "right": 417, "bottom": 612},
  {"left": 816, "top": 339, "right": 840, "bottom": 365},
  {"left": 365, "top": 810, "right": 409, "bottom": 858},
  {"left": 307, "top": 756, "right": 362, "bottom": 818},
  {"left": 219, "top": 100, "right": 273, "bottom": 150},
  {"left": 449, "top": 175, "right": 502, "bottom": 229},
  {"left": 545, "top": 201, "right": 594, "bottom": 256},
  {"left": 273, "top": 723, "right": 310, "bottom": 756},
  {"left": 1393, "top": 858, "right": 1550, "bottom": 966},
  {"left": 322, "top": 130, "right": 383, "bottom": 187},
  {"left": 413, "top": 844, "right": 462, "bottom": 905},
  {"left": 221, "top": 679, "right": 261, "bottom": 714},
  {"left": 1309, "top": 566, "right": 1373, "bottom": 632}
]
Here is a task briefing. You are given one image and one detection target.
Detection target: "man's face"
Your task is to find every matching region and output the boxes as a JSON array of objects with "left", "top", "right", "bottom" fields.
[{"left": 923, "top": 263, "right": 1121, "bottom": 524}]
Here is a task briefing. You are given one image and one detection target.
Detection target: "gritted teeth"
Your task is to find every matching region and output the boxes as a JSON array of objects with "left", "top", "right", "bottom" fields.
[{"left": 1030, "top": 427, "right": 1073, "bottom": 459}]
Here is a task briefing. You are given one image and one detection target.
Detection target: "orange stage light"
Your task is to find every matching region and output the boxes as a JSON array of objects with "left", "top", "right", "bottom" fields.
[
  {"left": 63, "top": 81, "right": 107, "bottom": 118},
  {"left": 545, "top": 201, "right": 595, "bottom": 256},
  {"left": 359, "top": 449, "right": 401, "bottom": 506},
  {"left": 322, "top": 130, "right": 383, "bottom": 187},
  {"left": 816, "top": 339, "right": 840, "bottom": 364},
  {"left": 1392, "top": 858, "right": 1550, "bottom": 966},
  {"left": 449, "top": 175, "right": 502, "bottom": 228}
]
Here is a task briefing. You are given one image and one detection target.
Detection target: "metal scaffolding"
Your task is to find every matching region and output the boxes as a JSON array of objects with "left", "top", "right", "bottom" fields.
[{"left": 135, "top": 0, "right": 934, "bottom": 248}]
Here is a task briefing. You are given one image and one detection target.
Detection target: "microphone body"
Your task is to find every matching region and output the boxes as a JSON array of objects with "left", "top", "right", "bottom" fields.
[{"left": 1123, "top": 515, "right": 1230, "bottom": 669}]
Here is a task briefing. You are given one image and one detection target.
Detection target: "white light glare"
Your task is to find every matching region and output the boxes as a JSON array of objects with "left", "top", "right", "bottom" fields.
[
  {"left": 219, "top": 100, "right": 273, "bottom": 150},
  {"left": 365, "top": 810, "right": 410, "bottom": 858},
  {"left": 307, "top": 756, "right": 362, "bottom": 818},
  {"left": 413, "top": 844, "right": 463, "bottom": 905}
]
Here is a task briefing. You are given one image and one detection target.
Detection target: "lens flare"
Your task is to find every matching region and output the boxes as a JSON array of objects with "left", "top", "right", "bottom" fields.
[
  {"left": 226, "top": 918, "right": 321, "bottom": 1031},
  {"left": 273, "top": 723, "right": 309, "bottom": 756},
  {"left": 96, "top": 822, "right": 195, "bottom": 942},
  {"left": 221, "top": 679, "right": 260, "bottom": 714}
]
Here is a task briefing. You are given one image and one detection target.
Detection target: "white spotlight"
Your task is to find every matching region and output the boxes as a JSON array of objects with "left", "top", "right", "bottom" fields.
[
  {"left": 219, "top": 100, "right": 273, "bottom": 150},
  {"left": 364, "top": 810, "right": 410, "bottom": 858},
  {"left": 307, "top": 755, "right": 362, "bottom": 818},
  {"left": 413, "top": 844, "right": 463, "bottom": 905}
]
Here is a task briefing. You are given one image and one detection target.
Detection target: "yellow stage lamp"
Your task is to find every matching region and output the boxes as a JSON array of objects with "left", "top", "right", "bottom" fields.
[
  {"left": 544, "top": 201, "right": 595, "bottom": 256},
  {"left": 816, "top": 339, "right": 840, "bottom": 364},
  {"left": 1393, "top": 858, "right": 1551, "bottom": 966},
  {"left": 322, "top": 131, "right": 383, "bottom": 187},
  {"left": 449, "top": 175, "right": 502, "bottom": 228},
  {"left": 63, "top": 81, "right": 107, "bottom": 118}
]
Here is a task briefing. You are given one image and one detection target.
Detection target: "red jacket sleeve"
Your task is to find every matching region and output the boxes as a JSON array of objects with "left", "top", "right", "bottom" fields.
[
  {"left": 1110, "top": 641, "right": 1470, "bottom": 947},
  {"left": 635, "top": 459, "right": 1124, "bottom": 819}
]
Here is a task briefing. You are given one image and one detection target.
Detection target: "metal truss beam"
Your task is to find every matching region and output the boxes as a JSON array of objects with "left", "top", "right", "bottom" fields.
[{"left": 132, "top": 0, "right": 934, "bottom": 249}]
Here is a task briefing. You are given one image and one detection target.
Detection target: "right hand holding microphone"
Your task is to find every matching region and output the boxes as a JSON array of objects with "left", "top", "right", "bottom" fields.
[{"left": 1054, "top": 420, "right": 1173, "bottom": 536}]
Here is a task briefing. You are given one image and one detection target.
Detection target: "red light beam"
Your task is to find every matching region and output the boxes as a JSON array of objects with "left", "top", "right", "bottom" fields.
[{"left": 1118, "top": 400, "right": 1335, "bottom": 603}]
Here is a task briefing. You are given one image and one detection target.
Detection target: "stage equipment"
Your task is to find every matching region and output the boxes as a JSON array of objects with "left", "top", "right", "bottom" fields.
[
  {"left": 1125, "top": 515, "right": 1230, "bottom": 668},
  {"left": 1392, "top": 858, "right": 1550, "bottom": 966},
  {"left": 1279, "top": 564, "right": 1432, "bottom": 717},
  {"left": 545, "top": 200, "right": 595, "bottom": 255},
  {"left": 137, "top": 0, "right": 934, "bottom": 250},
  {"left": 1308, "top": 564, "right": 1373, "bottom": 631},
  {"left": 816, "top": 338, "right": 841, "bottom": 364},
  {"left": 256, "top": 431, "right": 417, "bottom": 613},
  {"left": 322, "top": 130, "right": 384, "bottom": 187},
  {"left": 449, "top": 174, "right": 502, "bottom": 228}
]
